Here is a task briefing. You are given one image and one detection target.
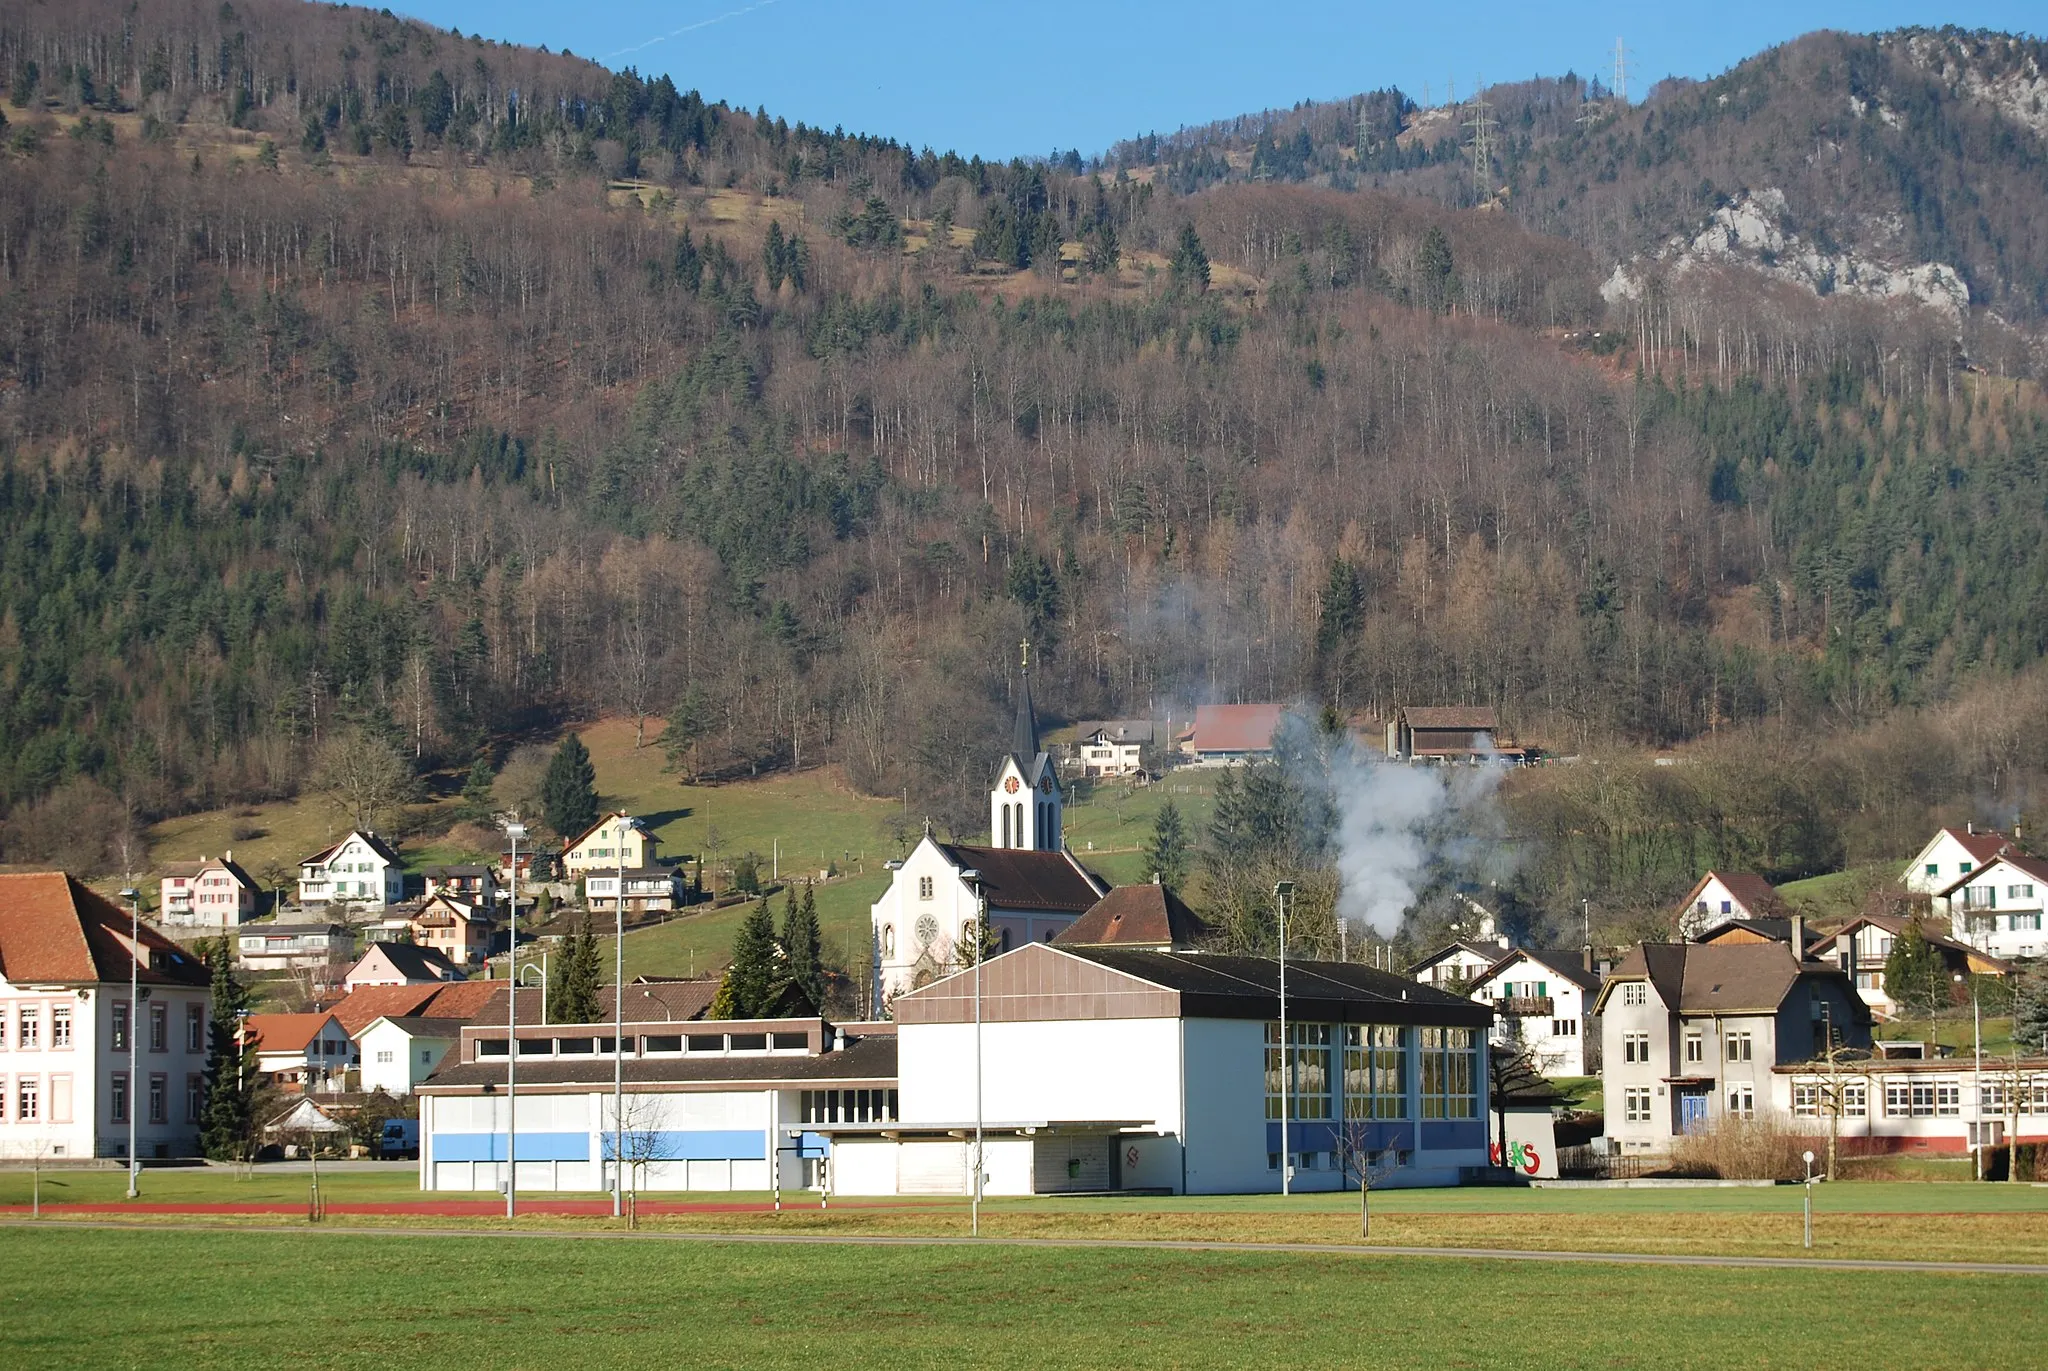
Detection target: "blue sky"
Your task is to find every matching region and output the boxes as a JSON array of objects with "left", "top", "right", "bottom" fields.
[{"left": 397, "top": 1, "right": 2044, "bottom": 159}]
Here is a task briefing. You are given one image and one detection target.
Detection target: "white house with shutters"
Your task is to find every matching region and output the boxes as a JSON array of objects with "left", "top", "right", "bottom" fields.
[
  {"left": 297, "top": 831, "right": 405, "bottom": 909},
  {"left": 1935, "top": 853, "right": 2048, "bottom": 961},
  {"left": 1463, "top": 948, "right": 1603, "bottom": 1077},
  {"left": 1901, "top": 826, "right": 2023, "bottom": 895}
]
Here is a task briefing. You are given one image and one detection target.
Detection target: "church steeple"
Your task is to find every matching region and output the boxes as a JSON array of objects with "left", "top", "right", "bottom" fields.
[{"left": 1012, "top": 639, "right": 1041, "bottom": 767}]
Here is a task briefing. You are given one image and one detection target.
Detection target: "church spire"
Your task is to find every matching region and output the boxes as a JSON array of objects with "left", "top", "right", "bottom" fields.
[{"left": 1013, "top": 639, "right": 1041, "bottom": 766}]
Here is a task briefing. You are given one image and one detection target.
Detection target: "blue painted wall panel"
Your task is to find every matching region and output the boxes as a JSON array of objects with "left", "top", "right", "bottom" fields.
[
  {"left": 1420, "top": 1120, "right": 1485, "bottom": 1151},
  {"left": 598, "top": 1129, "right": 766, "bottom": 1162},
  {"left": 433, "top": 1131, "right": 589, "bottom": 1163}
]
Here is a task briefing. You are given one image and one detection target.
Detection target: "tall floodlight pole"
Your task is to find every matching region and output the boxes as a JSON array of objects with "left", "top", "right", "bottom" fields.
[
  {"left": 504, "top": 821, "right": 525, "bottom": 1219},
  {"left": 119, "top": 887, "right": 141, "bottom": 1199},
  {"left": 1275, "top": 880, "right": 1295, "bottom": 1198},
  {"left": 962, "top": 870, "right": 985, "bottom": 1236},
  {"left": 612, "top": 826, "right": 627, "bottom": 1218}
]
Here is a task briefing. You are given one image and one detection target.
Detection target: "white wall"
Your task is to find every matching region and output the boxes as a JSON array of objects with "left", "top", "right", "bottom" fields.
[
  {"left": 872, "top": 840, "right": 981, "bottom": 1000},
  {"left": 358, "top": 1023, "right": 455, "bottom": 1095},
  {"left": 898, "top": 1017, "right": 1185, "bottom": 1136}
]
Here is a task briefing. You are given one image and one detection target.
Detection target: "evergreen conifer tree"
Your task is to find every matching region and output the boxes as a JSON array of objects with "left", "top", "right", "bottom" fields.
[
  {"left": 1883, "top": 919, "right": 1949, "bottom": 1042},
  {"left": 763, "top": 220, "right": 788, "bottom": 290},
  {"left": 725, "top": 895, "right": 782, "bottom": 1016},
  {"left": 549, "top": 917, "right": 604, "bottom": 1023},
  {"left": 1169, "top": 223, "right": 1210, "bottom": 292},
  {"left": 540, "top": 734, "right": 598, "bottom": 840},
  {"left": 783, "top": 882, "right": 824, "bottom": 1011},
  {"left": 2013, "top": 964, "right": 2048, "bottom": 1057},
  {"left": 199, "top": 939, "right": 257, "bottom": 1161},
  {"left": 1146, "top": 800, "right": 1191, "bottom": 891},
  {"left": 460, "top": 752, "right": 496, "bottom": 819},
  {"left": 707, "top": 968, "right": 739, "bottom": 1020}
]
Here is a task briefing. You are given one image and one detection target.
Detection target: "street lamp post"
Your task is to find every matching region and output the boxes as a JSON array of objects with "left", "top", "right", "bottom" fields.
[
  {"left": 1801, "top": 1149, "right": 1815, "bottom": 1248},
  {"left": 960, "top": 870, "right": 986, "bottom": 1237},
  {"left": 1275, "top": 880, "right": 1295, "bottom": 1198},
  {"left": 118, "top": 887, "right": 141, "bottom": 1199},
  {"left": 612, "top": 828, "right": 628, "bottom": 1220},
  {"left": 1955, "top": 972, "right": 1984, "bottom": 1178},
  {"left": 503, "top": 821, "right": 525, "bottom": 1219}
]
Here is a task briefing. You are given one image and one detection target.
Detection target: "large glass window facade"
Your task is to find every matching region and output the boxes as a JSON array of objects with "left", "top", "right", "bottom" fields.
[
  {"left": 1419, "top": 1027, "right": 1478, "bottom": 1120},
  {"left": 1343, "top": 1026, "right": 1408, "bottom": 1120},
  {"left": 1263, "top": 1023, "right": 1333, "bottom": 1120}
]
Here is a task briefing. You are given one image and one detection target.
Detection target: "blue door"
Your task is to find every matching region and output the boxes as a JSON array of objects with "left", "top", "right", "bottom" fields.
[{"left": 1679, "top": 1090, "right": 1710, "bottom": 1133}]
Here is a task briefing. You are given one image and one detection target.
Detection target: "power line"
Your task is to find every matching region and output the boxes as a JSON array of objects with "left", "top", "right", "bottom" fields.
[{"left": 1463, "top": 77, "right": 1496, "bottom": 198}]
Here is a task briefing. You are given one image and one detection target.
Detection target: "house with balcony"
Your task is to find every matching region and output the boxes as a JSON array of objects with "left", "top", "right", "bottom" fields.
[
  {"left": 1070, "top": 720, "right": 1153, "bottom": 777},
  {"left": 1409, "top": 939, "right": 1510, "bottom": 992},
  {"left": 421, "top": 864, "right": 500, "bottom": 907},
  {"left": 235, "top": 923, "right": 354, "bottom": 974},
  {"left": 1595, "top": 941, "right": 1870, "bottom": 1153},
  {"left": 241, "top": 1012, "right": 356, "bottom": 1092},
  {"left": 158, "top": 853, "right": 260, "bottom": 929},
  {"left": 1812, "top": 910, "right": 2009, "bottom": 1020},
  {"left": 1934, "top": 852, "right": 2048, "bottom": 961},
  {"left": 1465, "top": 948, "right": 1603, "bottom": 1077},
  {"left": 297, "top": 831, "right": 405, "bottom": 910},
  {"left": 584, "top": 867, "right": 682, "bottom": 915},
  {"left": 406, "top": 894, "right": 496, "bottom": 970}
]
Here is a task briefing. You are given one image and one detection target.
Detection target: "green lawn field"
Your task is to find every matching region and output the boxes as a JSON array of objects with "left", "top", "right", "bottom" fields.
[{"left": 0, "top": 1226, "right": 2040, "bottom": 1370}]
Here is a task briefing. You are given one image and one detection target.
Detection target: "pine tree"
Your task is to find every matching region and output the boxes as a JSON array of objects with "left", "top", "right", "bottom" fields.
[
  {"left": 2013, "top": 963, "right": 2048, "bottom": 1057},
  {"left": 707, "top": 968, "right": 739, "bottom": 1020},
  {"left": 1169, "top": 223, "right": 1210, "bottom": 293},
  {"left": 763, "top": 220, "right": 788, "bottom": 290},
  {"left": 540, "top": 734, "right": 598, "bottom": 840},
  {"left": 549, "top": 916, "right": 604, "bottom": 1024},
  {"left": 199, "top": 939, "right": 257, "bottom": 1161},
  {"left": 1146, "top": 800, "right": 1191, "bottom": 890},
  {"left": 725, "top": 895, "right": 782, "bottom": 1017},
  {"left": 459, "top": 752, "right": 496, "bottom": 819},
  {"left": 1417, "top": 226, "right": 1455, "bottom": 314},
  {"left": 783, "top": 882, "right": 824, "bottom": 1011},
  {"left": 1883, "top": 919, "right": 1949, "bottom": 1043}
]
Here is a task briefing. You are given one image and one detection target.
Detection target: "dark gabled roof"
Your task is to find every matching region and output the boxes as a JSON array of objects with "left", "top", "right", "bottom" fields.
[
  {"left": 240, "top": 922, "right": 350, "bottom": 938},
  {"left": 1932, "top": 827, "right": 2025, "bottom": 867},
  {"left": 934, "top": 842, "right": 1107, "bottom": 912},
  {"left": 365, "top": 1015, "right": 467, "bottom": 1038},
  {"left": 301, "top": 830, "right": 401, "bottom": 867},
  {"left": 1934, "top": 849, "right": 2048, "bottom": 899},
  {"left": 0, "top": 873, "right": 210, "bottom": 988},
  {"left": 1074, "top": 720, "right": 1155, "bottom": 745},
  {"left": 1054, "top": 885, "right": 1210, "bottom": 949},
  {"left": 1407, "top": 939, "right": 1508, "bottom": 975},
  {"left": 1597, "top": 941, "right": 1852, "bottom": 1016},
  {"left": 1063, "top": 947, "right": 1493, "bottom": 1027},
  {"left": 352, "top": 941, "right": 465, "bottom": 983},
  {"left": 423, "top": 864, "right": 493, "bottom": 880},
  {"left": 561, "top": 812, "right": 648, "bottom": 855},
  {"left": 1678, "top": 871, "right": 1785, "bottom": 918},
  {"left": 1399, "top": 706, "right": 1498, "bottom": 732},
  {"left": 1468, "top": 947, "right": 1602, "bottom": 994},
  {"left": 422, "top": 1034, "right": 898, "bottom": 1091}
]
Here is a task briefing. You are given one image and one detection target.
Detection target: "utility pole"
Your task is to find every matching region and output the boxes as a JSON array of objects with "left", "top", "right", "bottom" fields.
[
  {"left": 119, "top": 886, "right": 141, "bottom": 1199},
  {"left": 503, "top": 820, "right": 525, "bottom": 1220},
  {"left": 612, "top": 827, "right": 627, "bottom": 1220},
  {"left": 1275, "top": 880, "right": 1295, "bottom": 1198},
  {"left": 962, "top": 871, "right": 986, "bottom": 1236}
]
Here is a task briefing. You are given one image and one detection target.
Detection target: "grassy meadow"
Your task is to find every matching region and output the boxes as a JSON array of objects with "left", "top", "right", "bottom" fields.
[{"left": 0, "top": 1225, "right": 2041, "bottom": 1370}]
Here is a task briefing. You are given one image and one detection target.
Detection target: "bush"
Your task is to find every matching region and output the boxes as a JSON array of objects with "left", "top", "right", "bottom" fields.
[{"left": 1668, "top": 1112, "right": 1826, "bottom": 1181}]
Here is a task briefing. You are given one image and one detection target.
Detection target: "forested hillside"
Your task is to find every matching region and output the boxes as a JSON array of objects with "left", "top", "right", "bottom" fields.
[{"left": 1, "top": 0, "right": 2046, "bottom": 933}]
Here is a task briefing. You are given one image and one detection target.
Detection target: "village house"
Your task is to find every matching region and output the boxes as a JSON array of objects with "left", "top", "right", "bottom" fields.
[
  {"left": 357, "top": 1015, "right": 465, "bottom": 1096},
  {"left": 158, "top": 853, "right": 260, "bottom": 929},
  {"left": 235, "top": 923, "right": 354, "bottom": 975},
  {"left": 1465, "top": 948, "right": 1604, "bottom": 1078},
  {"left": 297, "top": 831, "right": 406, "bottom": 910},
  {"left": 1901, "top": 825, "right": 2024, "bottom": 896},
  {"left": 1675, "top": 871, "right": 1787, "bottom": 940},
  {"left": 871, "top": 668, "right": 1107, "bottom": 1001},
  {"left": 1410, "top": 938, "right": 1511, "bottom": 991},
  {"left": 1384, "top": 706, "right": 1524, "bottom": 763},
  {"left": 585, "top": 867, "right": 683, "bottom": 915},
  {"left": 1176, "top": 704, "right": 1285, "bottom": 764},
  {"left": 1052, "top": 884, "right": 1209, "bottom": 952},
  {"left": 343, "top": 942, "right": 468, "bottom": 991},
  {"left": 561, "top": 813, "right": 658, "bottom": 879},
  {"left": 1773, "top": 1053, "right": 2048, "bottom": 1158},
  {"left": 241, "top": 1012, "right": 355, "bottom": 1093},
  {"left": 1812, "top": 910, "right": 2010, "bottom": 1021},
  {"left": 422, "top": 864, "right": 500, "bottom": 907},
  {"left": 0, "top": 873, "right": 214, "bottom": 1161},
  {"left": 1595, "top": 937, "right": 1870, "bottom": 1152},
  {"left": 1070, "top": 720, "right": 1153, "bottom": 777},
  {"left": 407, "top": 894, "right": 496, "bottom": 970},
  {"left": 1932, "top": 851, "right": 2048, "bottom": 961}
]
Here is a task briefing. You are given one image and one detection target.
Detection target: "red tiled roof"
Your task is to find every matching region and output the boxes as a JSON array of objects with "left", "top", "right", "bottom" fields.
[
  {"left": 328, "top": 981, "right": 509, "bottom": 1037},
  {"left": 935, "top": 843, "right": 1108, "bottom": 913},
  {"left": 0, "top": 873, "right": 209, "bottom": 988},
  {"left": 1934, "top": 849, "right": 2048, "bottom": 899},
  {"left": 1677, "top": 871, "right": 1784, "bottom": 918},
  {"left": 1056, "top": 885, "right": 1210, "bottom": 949},
  {"left": 243, "top": 1013, "right": 340, "bottom": 1054},
  {"left": 1942, "top": 827, "right": 2023, "bottom": 865},
  {"left": 1183, "top": 704, "right": 1285, "bottom": 754}
]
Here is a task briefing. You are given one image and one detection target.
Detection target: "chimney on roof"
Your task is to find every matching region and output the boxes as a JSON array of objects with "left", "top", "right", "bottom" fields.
[
  {"left": 1968, "top": 821, "right": 1975, "bottom": 835},
  {"left": 1583, "top": 944, "right": 1594, "bottom": 974},
  {"left": 1790, "top": 914, "right": 1805, "bottom": 961}
]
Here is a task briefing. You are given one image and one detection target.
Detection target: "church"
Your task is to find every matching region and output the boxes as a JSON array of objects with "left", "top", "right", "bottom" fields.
[{"left": 870, "top": 657, "right": 1109, "bottom": 1004}]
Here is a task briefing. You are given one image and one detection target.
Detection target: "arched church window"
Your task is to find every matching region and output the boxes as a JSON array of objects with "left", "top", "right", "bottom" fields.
[{"left": 882, "top": 926, "right": 895, "bottom": 957}]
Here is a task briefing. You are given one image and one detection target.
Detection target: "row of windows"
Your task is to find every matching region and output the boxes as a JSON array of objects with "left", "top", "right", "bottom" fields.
[
  {"left": 1623, "top": 1085, "right": 1760, "bottom": 1123},
  {"left": 0, "top": 1072, "right": 198, "bottom": 1125},
  {"left": 1262, "top": 1024, "right": 1478, "bottom": 1122},
  {"left": 1623, "top": 1029, "right": 1757, "bottom": 1065},
  {"left": 475, "top": 1031, "right": 812, "bottom": 1059},
  {"left": 1959, "top": 884, "right": 2040, "bottom": 909},
  {"left": 1, "top": 1002, "right": 200, "bottom": 1053},
  {"left": 798, "top": 1089, "right": 899, "bottom": 1125}
]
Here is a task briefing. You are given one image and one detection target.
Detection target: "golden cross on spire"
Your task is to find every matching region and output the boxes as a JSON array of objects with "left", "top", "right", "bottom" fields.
[{"left": 1020, "top": 639, "right": 1031, "bottom": 670}]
